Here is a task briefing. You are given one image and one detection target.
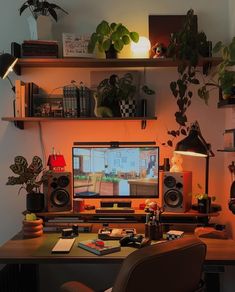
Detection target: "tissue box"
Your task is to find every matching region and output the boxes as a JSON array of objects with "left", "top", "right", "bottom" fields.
[{"left": 166, "top": 230, "right": 184, "bottom": 240}]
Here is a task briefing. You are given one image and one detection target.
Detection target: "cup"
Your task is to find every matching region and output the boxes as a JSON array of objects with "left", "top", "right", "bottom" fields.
[
  {"left": 73, "top": 198, "right": 85, "bottom": 213},
  {"left": 145, "top": 223, "right": 163, "bottom": 240}
]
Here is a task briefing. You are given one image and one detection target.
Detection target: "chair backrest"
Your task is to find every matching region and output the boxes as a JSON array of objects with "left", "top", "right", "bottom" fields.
[
  {"left": 87, "top": 173, "right": 102, "bottom": 193},
  {"left": 112, "top": 236, "right": 206, "bottom": 292}
]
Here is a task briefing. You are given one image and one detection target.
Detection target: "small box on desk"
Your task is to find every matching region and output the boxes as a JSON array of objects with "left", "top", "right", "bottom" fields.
[
  {"left": 100, "top": 200, "right": 132, "bottom": 208},
  {"left": 166, "top": 230, "right": 184, "bottom": 240}
]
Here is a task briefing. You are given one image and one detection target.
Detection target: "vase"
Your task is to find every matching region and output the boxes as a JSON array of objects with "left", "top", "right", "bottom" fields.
[
  {"left": 27, "top": 15, "right": 52, "bottom": 40},
  {"left": 198, "top": 197, "right": 211, "bottom": 213},
  {"left": 22, "top": 218, "right": 43, "bottom": 238},
  {"left": 105, "top": 44, "right": 118, "bottom": 59},
  {"left": 119, "top": 99, "right": 137, "bottom": 117},
  {"left": 26, "top": 192, "right": 45, "bottom": 212}
]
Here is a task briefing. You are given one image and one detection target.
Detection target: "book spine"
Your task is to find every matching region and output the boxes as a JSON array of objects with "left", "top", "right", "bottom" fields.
[
  {"left": 21, "top": 83, "right": 26, "bottom": 118},
  {"left": 15, "top": 80, "right": 22, "bottom": 117}
]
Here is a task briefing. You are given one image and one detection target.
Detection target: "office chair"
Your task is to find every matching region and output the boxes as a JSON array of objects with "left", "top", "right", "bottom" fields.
[
  {"left": 75, "top": 173, "right": 102, "bottom": 197},
  {"left": 60, "top": 236, "right": 206, "bottom": 292}
]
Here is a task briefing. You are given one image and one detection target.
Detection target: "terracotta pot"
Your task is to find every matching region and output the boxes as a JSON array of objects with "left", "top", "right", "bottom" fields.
[{"left": 23, "top": 218, "right": 43, "bottom": 238}]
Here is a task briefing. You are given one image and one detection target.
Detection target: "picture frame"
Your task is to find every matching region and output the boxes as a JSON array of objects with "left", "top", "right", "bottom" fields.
[{"left": 62, "top": 33, "right": 94, "bottom": 58}]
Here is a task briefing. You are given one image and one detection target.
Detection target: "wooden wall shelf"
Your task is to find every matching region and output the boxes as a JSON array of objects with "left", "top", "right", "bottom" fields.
[
  {"left": 17, "top": 57, "right": 222, "bottom": 70},
  {"left": 1, "top": 116, "right": 157, "bottom": 130}
]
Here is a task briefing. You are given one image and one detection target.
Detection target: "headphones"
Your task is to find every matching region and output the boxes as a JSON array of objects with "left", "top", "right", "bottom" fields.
[{"left": 228, "top": 181, "right": 235, "bottom": 214}]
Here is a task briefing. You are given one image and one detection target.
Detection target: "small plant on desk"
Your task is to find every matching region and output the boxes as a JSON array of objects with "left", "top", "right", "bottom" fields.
[{"left": 194, "top": 184, "right": 216, "bottom": 213}]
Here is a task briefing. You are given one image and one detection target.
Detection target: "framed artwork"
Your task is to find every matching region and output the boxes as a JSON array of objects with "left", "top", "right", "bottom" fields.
[
  {"left": 62, "top": 33, "right": 94, "bottom": 58},
  {"left": 148, "top": 15, "right": 197, "bottom": 58}
]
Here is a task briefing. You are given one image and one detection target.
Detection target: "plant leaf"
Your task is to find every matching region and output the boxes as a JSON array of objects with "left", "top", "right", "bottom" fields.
[
  {"left": 130, "top": 32, "right": 139, "bottom": 43},
  {"left": 48, "top": 8, "right": 57, "bottom": 21}
]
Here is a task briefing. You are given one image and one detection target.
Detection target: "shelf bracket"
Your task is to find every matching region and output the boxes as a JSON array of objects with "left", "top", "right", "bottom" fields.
[
  {"left": 141, "top": 119, "right": 147, "bottom": 129},
  {"left": 14, "top": 121, "right": 24, "bottom": 130}
]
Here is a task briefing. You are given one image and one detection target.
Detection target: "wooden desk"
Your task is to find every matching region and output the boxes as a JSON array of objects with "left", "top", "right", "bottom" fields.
[
  {"left": 0, "top": 232, "right": 234, "bottom": 292},
  {"left": 0, "top": 232, "right": 234, "bottom": 265}
]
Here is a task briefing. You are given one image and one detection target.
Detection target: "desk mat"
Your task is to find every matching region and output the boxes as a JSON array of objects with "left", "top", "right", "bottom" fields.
[{"left": 33, "top": 233, "right": 133, "bottom": 258}]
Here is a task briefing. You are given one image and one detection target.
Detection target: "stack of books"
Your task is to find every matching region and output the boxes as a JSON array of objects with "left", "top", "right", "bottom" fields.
[
  {"left": 22, "top": 40, "right": 59, "bottom": 58},
  {"left": 63, "top": 84, "right": 79, "bottom": 118},
  {"left": 14, "top": 80, "right": 39, "bottom": 117}
]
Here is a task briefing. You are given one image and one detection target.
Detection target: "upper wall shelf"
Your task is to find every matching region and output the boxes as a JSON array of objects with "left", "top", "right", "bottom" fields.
[
  {"left": 16, "top": 57, "right": 222, "bottom": 71},
  {"left": 218, "top": 98, "right": 235, "bottom": 108}
]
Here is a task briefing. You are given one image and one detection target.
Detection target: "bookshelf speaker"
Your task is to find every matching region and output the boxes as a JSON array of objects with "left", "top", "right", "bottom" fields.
[
  {"left": 43, "top": 172, "right": 73, "bottom": 212},
  {"left": 162, "top": 171, "right": 192, "bottom": 212}
]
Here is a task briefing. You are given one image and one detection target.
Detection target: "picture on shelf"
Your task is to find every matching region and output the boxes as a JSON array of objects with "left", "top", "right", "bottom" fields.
[
  {"left": 62, "top": 33, "right": 94, "bottom": 58},
  {"left": 33, "top": 95, "right": 63, "bottom": 117}
]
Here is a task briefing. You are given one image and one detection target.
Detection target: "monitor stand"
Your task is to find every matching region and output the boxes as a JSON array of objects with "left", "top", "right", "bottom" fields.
[{"left": 96, "top": 200, "right": 134, "bottom": 213}]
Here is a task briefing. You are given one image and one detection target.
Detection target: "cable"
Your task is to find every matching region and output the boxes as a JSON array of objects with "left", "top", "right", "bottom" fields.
[{"left": 38, "top": 122, "right": 46, "bottom": 167}]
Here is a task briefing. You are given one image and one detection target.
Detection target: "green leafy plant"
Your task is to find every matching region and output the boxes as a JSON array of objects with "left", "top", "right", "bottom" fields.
[
  {"left": 96, "top": 73, "right": 137, "bottom": 116},
  {"left": 165, "top": 9, "right": 210, "bottom": 147},
  {"left": 194, "top": 184, "right": 216, "bottom": 201},
  {"left": 6, "top": 155, "right": 45, "bottom": 194},
  {"left": 88, "top": 20, "right": 139, "bottom": 53},
  {"left": 19, "top": 0, "right": 68, "bottom": 21},
  {"left": 198, "top": 37, "right": 235, "bottom": 101},
  {"left": 101, "top": 177, "right": 120, "bottom": 183},
  {"left": 25, "top": 213, "right": 37, "bottom": 221}
]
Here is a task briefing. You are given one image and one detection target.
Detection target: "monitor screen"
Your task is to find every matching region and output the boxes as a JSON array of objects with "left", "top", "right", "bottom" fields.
[{"left": 72, "top": 146, "right": 159, "bottom": 198}]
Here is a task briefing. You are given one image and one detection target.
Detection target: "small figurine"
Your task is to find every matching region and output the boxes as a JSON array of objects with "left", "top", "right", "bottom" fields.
[
  {"left": 170, "top": 154, "right": 183, "bottom": 172},
  {"left": 152, "top": 42, "right": 167, "bottom": 58}
]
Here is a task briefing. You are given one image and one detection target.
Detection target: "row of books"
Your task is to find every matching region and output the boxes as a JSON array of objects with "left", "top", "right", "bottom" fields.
[
  {"left": 22, "top": 40, "right": 59, "bottom": 58},
  {"left": 15, "top": 80, "right": 39, "bottom": 117}
]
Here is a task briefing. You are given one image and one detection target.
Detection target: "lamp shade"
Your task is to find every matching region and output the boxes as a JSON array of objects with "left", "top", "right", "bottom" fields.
[
  {"left": 0, "top": 53, "right": 18, "bottom": 79},
  {"left": 174, "top": 122, "right": 210, "bottom": 157}
]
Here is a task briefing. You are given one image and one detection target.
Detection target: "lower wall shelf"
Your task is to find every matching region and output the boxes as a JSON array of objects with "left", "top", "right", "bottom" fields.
[{"left": 1, "top": 116, "right": 157, "bottom": 130}]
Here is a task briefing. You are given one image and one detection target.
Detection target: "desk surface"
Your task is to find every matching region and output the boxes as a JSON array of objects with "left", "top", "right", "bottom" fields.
[{"left": 0, "top": 232, "right": 234, "bottom": 265}]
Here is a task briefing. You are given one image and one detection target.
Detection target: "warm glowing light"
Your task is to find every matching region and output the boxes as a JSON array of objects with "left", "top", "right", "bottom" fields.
[
  {"left": 131, "top": 36, "right": 151, "bottom": 58},
  {"left": 174, "top": 150, "right": 207, "bottom": 157}
]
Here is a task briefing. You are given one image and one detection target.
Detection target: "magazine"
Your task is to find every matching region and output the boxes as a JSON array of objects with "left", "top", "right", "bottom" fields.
[{"left": 78, "top": 239, "right": 121, "bottom": 255}]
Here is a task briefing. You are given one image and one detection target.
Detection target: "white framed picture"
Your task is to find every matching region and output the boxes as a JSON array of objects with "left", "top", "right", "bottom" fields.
[{"left": 62, "top": 33, "right": 94, "bottom": 58}]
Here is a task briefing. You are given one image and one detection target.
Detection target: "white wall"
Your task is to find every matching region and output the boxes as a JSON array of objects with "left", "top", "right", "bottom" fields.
[{"left": 0, "top": 0, "right": 233, "bottom": 290}]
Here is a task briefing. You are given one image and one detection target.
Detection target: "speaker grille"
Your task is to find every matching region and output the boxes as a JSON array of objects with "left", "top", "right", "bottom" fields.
[
  {"left": 164, "top": 189, "right": 183, "bottom": 208},
  {"left": 50, "top": 189, "right": 70, "bottom": 207}
]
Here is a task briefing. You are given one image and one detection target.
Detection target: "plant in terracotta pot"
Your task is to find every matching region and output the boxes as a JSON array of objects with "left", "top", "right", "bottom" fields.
[
  {"left": 23, "top": 212, "right": 43, "bottom": 238},
  {"left": 88, "top": 20, "right": 139, "bottom": 58},
  {"left": 6, "top": 155, "right": 46, "bottom": 212}
]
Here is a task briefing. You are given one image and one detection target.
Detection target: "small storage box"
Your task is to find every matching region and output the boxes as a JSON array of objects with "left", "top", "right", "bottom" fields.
[{"left": 166, "top": 230, "right": 184, "bottom": 240}]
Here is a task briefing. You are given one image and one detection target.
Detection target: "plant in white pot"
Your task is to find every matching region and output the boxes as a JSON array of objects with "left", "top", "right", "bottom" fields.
[
  {"left": 6, "top": 155, "right": 47, "bottom": 212},
  {"left": 19, "top": 0, "right": 68, "bottom": 40}
]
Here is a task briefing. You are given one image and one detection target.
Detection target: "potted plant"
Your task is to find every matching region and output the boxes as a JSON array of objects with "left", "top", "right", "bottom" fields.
[
  {"left": 198, "top": 37, "right": 235, "bottom": 102},
  {"left": 165, "top": 9, "right": 211, "bottom": 147},
  {"left": 194, "top": 184, "right": 216, "bottom": 213},
  {"left": 96, "top": 72, "right": 137, "bottom": 117},
  {"left": 19, "top": 0, "right": 68, "bottom": 40},
  {"left": 23, "top": 212, "right": 43, "bottom": 238},
  {"left": 6, "top": 155, "right": 46, "bottom": 212},
  {"left": 88, "top": 20, "right": 139, "bottom": 58}
]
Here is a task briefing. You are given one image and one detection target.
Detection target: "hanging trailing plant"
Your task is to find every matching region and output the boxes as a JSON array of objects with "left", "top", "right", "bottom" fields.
[{"left": 163, "top": 9, "right": 211, "bottom": 147}]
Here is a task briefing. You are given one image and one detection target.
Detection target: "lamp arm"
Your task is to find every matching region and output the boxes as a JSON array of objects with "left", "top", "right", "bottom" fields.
[{"left": 6, "top": 76, "right": 15, "bottom": 92}]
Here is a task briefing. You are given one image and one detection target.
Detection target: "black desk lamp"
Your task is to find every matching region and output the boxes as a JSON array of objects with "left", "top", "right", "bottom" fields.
[
  {"left": 174, "top": 121, "right": 214, "bottom": 194},
  {"left": 0, "top": 53, "right": 18, "bottom": 92}
]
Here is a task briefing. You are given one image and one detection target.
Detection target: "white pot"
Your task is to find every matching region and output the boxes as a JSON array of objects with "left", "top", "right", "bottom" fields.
[{"left": 27, "top": 15, "right": 52, "bottom": 40}]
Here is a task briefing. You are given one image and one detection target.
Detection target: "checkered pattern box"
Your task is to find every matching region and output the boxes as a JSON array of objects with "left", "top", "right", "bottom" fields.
[{"left": 166, "top": 230, "right": 184, "bottom": 240}]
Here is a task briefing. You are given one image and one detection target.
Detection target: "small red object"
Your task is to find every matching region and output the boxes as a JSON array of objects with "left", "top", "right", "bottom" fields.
[
  {"left": 139, "top": 203, "right": 146, "bottom": 210},
  {"left": 47, "top": 154, "right": 66, "bottom": 172},
  {"left": 95, "top": 240, "right": 104, "bottom": 247}
]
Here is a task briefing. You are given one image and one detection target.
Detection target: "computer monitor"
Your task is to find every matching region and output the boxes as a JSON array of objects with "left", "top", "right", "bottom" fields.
[{"left": 72, "top": 146, "right": 159, "bottom": 198}]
